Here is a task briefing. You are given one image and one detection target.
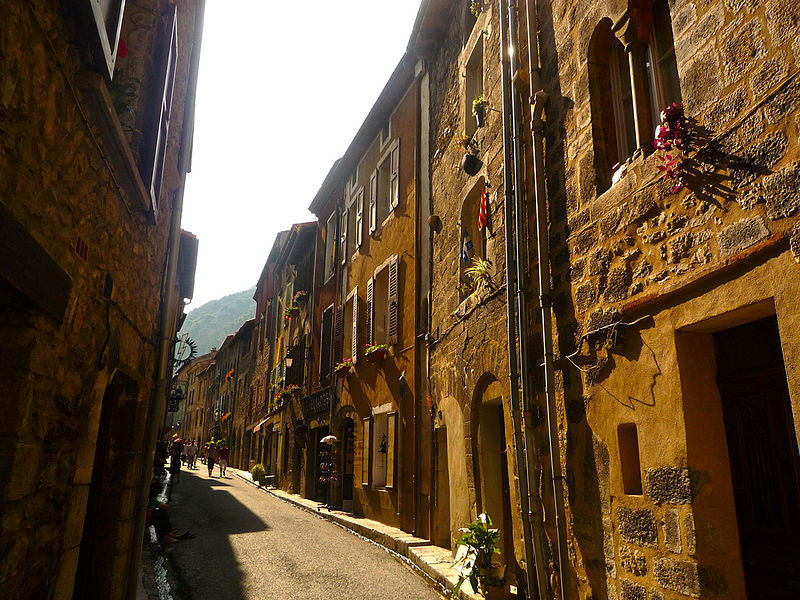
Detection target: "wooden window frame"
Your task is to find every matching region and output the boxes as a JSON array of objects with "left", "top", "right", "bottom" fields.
[
  {"left": 87, "top": 0, "right": 126, "bottom": 80},
  {"left": 361, "top": 417, "right": 372, "bottom": 487}
]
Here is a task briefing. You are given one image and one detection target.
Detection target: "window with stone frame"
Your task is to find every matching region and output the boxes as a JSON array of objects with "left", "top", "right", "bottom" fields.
[
  {"left": 464, "top": 37, "right": 484, "bottom": 138},
  {"left": 462, "top": 0, "right": 478, "bottom": 47},
  {"left": 459, "top": 180, "right": 489, "bottom": 301},
  {"left": 589, "top": 2, "right": 682, "bottom": 193}
]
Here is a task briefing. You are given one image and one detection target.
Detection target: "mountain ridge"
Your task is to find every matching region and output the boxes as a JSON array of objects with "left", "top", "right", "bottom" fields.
[{"left": 179, "top": 286, "right": 256, "bottom": 354}]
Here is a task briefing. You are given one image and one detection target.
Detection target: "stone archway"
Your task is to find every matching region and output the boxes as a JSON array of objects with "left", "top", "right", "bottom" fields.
[{"left": 473, "top": 376, "right": 515, "bottom": 569}]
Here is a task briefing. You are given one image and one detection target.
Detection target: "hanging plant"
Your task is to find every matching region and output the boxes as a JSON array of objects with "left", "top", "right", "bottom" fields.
[
  {"left": 292, "top": 290, "right": 308, "bottom": 305},
  {"left": 470, "top": 0, "right": 482, "bottom": 18},
  {"left": 456, "top": 133, "right": 473, "bottom": 150},
  {"left": 653, "top": 102, "right": 689, "bottom": 192},
  {"left": 472, "top": 94, "right": 487, "bottom": 127},
  {"left": 284, "top": 306, "right": 299, "bottom": 321}
]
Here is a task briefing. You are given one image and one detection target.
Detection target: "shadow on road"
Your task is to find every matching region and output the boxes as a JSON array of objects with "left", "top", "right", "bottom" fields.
[{"left": 166, "top": 468, "right": 270, "bottom": 599}]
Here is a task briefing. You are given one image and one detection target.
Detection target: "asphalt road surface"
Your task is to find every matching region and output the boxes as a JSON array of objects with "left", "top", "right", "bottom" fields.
[{"left": 164, "top": 465, "right": 444, "bottom": 600}]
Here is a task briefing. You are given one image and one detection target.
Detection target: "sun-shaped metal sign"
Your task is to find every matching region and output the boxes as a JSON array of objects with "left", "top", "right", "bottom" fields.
[{"left": 172, "top": 335, "right": 198, "bottom": 370}]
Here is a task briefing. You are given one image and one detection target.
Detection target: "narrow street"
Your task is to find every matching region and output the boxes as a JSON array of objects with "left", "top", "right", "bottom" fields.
[{"left": 161, "top": 465, "right": 444, "bottom": 600}]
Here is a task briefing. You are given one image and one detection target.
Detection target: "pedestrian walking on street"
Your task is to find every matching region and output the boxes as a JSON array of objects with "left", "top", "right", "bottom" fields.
[
  {"left": 218, "top": 442, "right": 230, "bottom": 477},
  {"left": 169, "top": 438, "right": 183, "bottom": 484},
  {"left": 206, "top": 443, "right": 218, "bottom": 477},
  {"left": 186, "top": 440, "right": 198, "bottom": 469}
]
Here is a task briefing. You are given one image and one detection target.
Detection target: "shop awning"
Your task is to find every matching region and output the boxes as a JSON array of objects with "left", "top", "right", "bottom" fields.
[{"left": 252, "top": 418, "right": 269, "bottom": 433}]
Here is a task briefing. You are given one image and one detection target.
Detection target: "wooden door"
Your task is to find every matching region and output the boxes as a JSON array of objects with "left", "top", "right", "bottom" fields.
[{"left": 715, "top": 317, "right": 800, "bottom": 599}]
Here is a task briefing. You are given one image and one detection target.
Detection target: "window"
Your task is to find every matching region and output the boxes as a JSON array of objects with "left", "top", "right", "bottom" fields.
[
  {"left": 589, "top": 19, "right": 636, "bottom": 192},
  {"left": 344, "top": 287, "right": 359, "bottom": 363},
  {"left": 344, "top": 188, "right": 363, "bottom": 262},
  {"left": 361, "top": 417, "right": 371, "bottom": 486},
  {"left": 370, "top": 411, "right": 397, "bottom": 488},
  {"left": 319, "top": 304, "right": 334, "bottom": 379},
  {"left": 462, "top": 1, "right": 478, "bottom": 47},
  {"left": 143, "top": 5, "right": 178, "bottom": 217},
  {"left": 324, "top": 212, "right": 337, "bottom": 282},
  {"left": 369, "top": 141, "right": 400, "bottom": 234},
  {"left": 379, "top": 121, "right": 391, "bottom": 149},
  {"left": 459, "top": 180, "right": 489, "bottom": 300},
  {"left": 464, "top": 38, "right": 484, "bottom": 138},
  {"left": 589, "top": 2, "right": 681, "bottom": 193},
  {"left": 366, "top": 256, "right": 399, "bottom": 348},
  {"left": 647, "top": 0, "right": 682, "bottom": 118},
  {"left": 87, "top": 0, "right": 125, "bottom": 79},
  {"left": 618, "top": 423, "right": 643, "bottom": 495}
]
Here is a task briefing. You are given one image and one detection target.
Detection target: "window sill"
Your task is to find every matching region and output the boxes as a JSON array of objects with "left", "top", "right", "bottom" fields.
[
  {"left": 76, "top": 71, "right": 153, "bottom": 222},
  {"left": 453, "top": 285, "right": 502, "bottom": 320}
]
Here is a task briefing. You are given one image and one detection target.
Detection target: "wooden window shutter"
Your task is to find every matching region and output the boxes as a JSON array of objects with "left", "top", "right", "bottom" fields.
[
  {"left": 351, "top": 287, "right": 359, "bottom": 363},
  {"left": 340, "top": 207, "right": 348, "bottom": 266},
  {"left": 320, "top": 306, "right": 334, "bottom": 378},
  {"left": 389, "top": 140, "right": 400, "bottom": 210},
  {"left": 369, "top": 169, "right": 378, "bottom": 234},
  {"left": 334, "top": 305, "right": 344, "bottom": 364},
  {"left": 355, "top": 189, "right": 364, "bottom": 248},
  {"left": 365, "top": 277, "right": 374, "bottom": 347},
  {"left": 386, "top": 412, "right": 397, "bottom": 488},
  {"left": 388, "top": 256, "right": 399, "bottom": 345},
  {"left": 361, "top": 417, "right": 371, "bottom": 486},
  {"left": 144, "top": 5, "right": 179, "bottom": 217}
]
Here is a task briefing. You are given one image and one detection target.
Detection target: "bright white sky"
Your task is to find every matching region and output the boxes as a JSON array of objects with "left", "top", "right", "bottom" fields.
[{"left": 182, "top": 1, "right": 423, "bottom": 310}]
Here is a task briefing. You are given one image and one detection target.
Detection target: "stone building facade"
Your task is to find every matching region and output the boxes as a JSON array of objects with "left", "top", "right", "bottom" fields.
[
  {"left": 535, "top": 0, "right": 800, "bottom": 598},
  {"left": 0, "top": 0, "right": 203, "bottom": 598},
  {"left": 181, "top": 351, "right": 215, "bottom": 445}
]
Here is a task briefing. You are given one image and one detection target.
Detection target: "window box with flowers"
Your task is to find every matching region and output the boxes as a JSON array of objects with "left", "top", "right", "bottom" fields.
[
  {"left": 334, "top": 359, "right": 354, "bottom": 378},
  {"left": 365, "top": 344, "right": 389, "bottom": 362}
]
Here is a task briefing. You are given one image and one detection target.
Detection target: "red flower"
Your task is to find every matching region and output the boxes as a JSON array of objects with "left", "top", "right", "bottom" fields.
[{"left": 117, "top": 40, "right": 128, "bottom": 58}]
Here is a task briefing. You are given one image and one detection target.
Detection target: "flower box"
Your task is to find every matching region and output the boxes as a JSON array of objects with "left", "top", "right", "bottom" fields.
[
  {"left": 334, "top": 360, "right": 353, "bottom": 377},
  {"left": 365, "top": 345, "right": 389, "bottom": 362}
]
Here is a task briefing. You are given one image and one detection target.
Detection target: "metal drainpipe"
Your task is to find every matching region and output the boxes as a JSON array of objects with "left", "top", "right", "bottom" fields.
[
  {"left": 498, "top": 3, "right": 539, "bottom": 598},
  {"left": 524, "top": 0, "right": 569, "bottom": 597},
  {"left": 125, "top": 3, "right": 206, "bottom": 598}
]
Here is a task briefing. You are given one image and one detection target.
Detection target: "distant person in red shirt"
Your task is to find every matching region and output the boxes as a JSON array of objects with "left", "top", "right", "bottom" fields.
[{"left": 218, "top": 443, "right": 230, "bottom": 477}]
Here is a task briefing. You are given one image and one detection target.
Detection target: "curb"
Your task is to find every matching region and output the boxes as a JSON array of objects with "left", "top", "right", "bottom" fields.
[{"left": 231, "top": 469, "right": 483, "bottom": 600}]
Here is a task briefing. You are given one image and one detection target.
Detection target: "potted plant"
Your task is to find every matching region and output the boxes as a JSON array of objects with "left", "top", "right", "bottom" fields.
[
  {"left": 284, "top": 306, "right": 299, "bottom": 321},
  {"left": 465, "top": 257, "right": 493, "bottom": 292},
  {"left": 250, "top": 463, "right": 266, "bottom": 486},
  {"left": 472, "top": 94, "right": 487, "bottom": 127},
  {"left": 470, "top": 0, "right": 482, "bottom": 18},
  {"left": 365, "top": 343, "right": 390, "bottom": 362},
  {"left": 462, "top": 153, "right": 483, "bottom": 176},
  {"left": 292, "top": 290, "right": 308, "bottom": 305},
  {"left": 453, "top": 513, "right": 506, "bottom": 597},
  {"left": 334, "top": 359, "right": 354, "bottom": 377}
]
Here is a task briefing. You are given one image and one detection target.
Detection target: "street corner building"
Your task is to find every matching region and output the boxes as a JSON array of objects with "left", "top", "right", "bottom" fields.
[{"left": 0, "top": 1, "right": 204, "bottom": 598}]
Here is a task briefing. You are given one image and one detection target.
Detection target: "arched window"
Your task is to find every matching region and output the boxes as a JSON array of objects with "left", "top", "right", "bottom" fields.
[
  {"left": 459, "top": 179, "right": 488, "bottom": 300},
  {"left": 646, "top": 0, "right": 682, "bottom": 117},
  {"left": 589, "top": 19, "right": 636, "bottom": 193},
  {"left": 589, "top": 1, "right": 682, "bottom": 193}
]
